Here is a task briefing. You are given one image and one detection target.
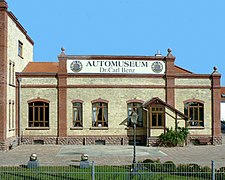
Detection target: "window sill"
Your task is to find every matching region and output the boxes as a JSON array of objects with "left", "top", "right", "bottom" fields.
[
  {"left": 125, "top": 127, "right": 144, "bottom": 130},
  {"left": 90, "top": 127, "right": 109, "bottom": 130},
  {"left": 9, "top": 84, "right": 15, "bottom": 87},
  {"left": 18, "top": 54, "right": 24, "bottom": 59},
  {"left": 26, "top": 127, "right": 50, "bottom": 130},
  {"left": 70, "top": 127, "right": 83, "bottom": 130},
  {"left": 188, "top": 126, "right": 205, "bottom": 130},
  {"left": 9, "top": 128, "right": 15, "bottom": 131},
  {"left": 150, "top": 127, "right": 165, "bottom": 129}
]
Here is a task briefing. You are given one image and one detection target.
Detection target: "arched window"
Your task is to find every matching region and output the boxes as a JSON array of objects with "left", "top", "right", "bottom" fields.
[
  {"left": 72, "top": 100, "right": 83, "bottom": 127},
  {"left": 92, "top": 99, "right": 108, "bottom": 127},
  {"left": 28, "top": 100, "right": 49, "bottom": 127},
  {"left": 127, "top": 100, "right": 144, "bottom": 127},
  {"left": 184, "top": 101, "right": 204, "bottom": 127}
]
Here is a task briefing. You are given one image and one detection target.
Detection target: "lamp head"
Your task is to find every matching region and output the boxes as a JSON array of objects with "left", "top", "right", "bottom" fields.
[{"left": 130, "top": 111, "right": 138, "bottom": 124}]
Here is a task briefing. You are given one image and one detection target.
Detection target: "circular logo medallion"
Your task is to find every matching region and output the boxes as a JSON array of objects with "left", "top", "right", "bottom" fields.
[
  {"left": 151, "top": 61, "right": 163, "bottom": 73},
  {"left": 70, "top": 60, "right": 83, "bottom": 72}
]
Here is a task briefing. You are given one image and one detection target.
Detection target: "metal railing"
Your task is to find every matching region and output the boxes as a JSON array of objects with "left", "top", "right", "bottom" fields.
[{"left": 0, "top": 160, "right": 225, "bottom": 180}]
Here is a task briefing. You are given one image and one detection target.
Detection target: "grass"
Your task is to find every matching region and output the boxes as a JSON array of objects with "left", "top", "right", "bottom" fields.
[{"left": 0, "top": 165, "right": 215, "bottom": 180}]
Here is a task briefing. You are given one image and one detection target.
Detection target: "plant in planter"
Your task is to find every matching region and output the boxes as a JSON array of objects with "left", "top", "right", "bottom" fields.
[{"left": 159, "top": 127, "right": 189, "bottom": 147}]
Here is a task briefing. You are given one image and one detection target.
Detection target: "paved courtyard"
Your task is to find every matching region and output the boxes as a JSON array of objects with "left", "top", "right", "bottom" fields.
[{"left": 0, "top": 143, "right": 225, "bottom": 167}]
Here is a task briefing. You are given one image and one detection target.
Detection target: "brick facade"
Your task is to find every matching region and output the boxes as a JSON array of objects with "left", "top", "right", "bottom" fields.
[
  {"left": 0, "top": 1, "right": 223, "bottom": 150},
  {"left": 16, "top": 51, "right": 222, "bottom": 147},
  {"left": 0, "top": 1, "right": 34, "bottom": 150},
  {"left": 0, "top": 1, "right": 8, "bottom": 150}
]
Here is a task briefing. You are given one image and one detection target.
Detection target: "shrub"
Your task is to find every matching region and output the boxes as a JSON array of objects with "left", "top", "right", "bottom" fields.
[
  {"left": 142, "top": 159, "right": 162, "bottom": 172},
  {"left": 142, "top": 159, "right": 154, "bottom": 164},
  {"left": 162, "top": 161, "right": 176, "bottom": 172},
  {"left": 188, "top": 163, "right": 201, "bottom": 172},
  {"left": 218, "top": 167, "right": 225, "bottom": 172},
  {"left": 177, "top": 164, "right": 189, "bottom": 172},
  {"left": 201, "top": 166, "right": 211, "bottom": 172},
  {"left": 159, "top": 127, "right": 189, "bottom": 147}
]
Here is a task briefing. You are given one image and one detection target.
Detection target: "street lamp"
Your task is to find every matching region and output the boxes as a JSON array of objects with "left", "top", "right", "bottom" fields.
[{"left": 130, "top": 111, "right": 138, "bottom": 164}]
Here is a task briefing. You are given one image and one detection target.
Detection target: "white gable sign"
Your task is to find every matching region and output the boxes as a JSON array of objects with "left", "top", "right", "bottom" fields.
[{"left": 67, "top": 60, "right": 165, "bottom": 74}]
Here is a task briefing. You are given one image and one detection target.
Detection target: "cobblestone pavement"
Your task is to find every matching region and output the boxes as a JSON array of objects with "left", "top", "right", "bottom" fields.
[{"left": 0, "top": 143, "right": 225, "bottom": 167}]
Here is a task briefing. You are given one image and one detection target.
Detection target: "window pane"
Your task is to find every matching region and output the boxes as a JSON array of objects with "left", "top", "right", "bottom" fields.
[
  {"left": 136, "top": 107, "right": 142, "bottom": 126},
  {"left": 152, "top": 113, "right": 157, "bottom": 126},
  {"left": 35, "top": 107, "right": 39, "bottom": 121},
  {"left": 18, "top": 41, "right": 23, "bottom": 57},
  {"left": 194, "top": 108, "right": 198, "bottom": 120},
  {"left": 40, "top": 107, "right": 44, "bottom": 121},
  {"left": 97, "top": 107, "right": 102, "bottom": 121},
  {"left": 29, "top": 106, "right": 33, "bottom": 121},
  {"left": 74, "top": 107, "right": 78, "bottom": 120},
  {"left": 74, "top": 102, "right": 81, "bottom": 107},
  {"left": 158, "top": 114, "right": 163, "bottom": 126},
  {"left": 184, "top": 104, "right": 188, "bottom": 116},
  {"left": 199, "top": 121, "right": 204, "bottom": 126},
  {"left": 199, "top": 107, "right": 203, "bottom": 120},
  {"left": 45, "top": 106, "right": 49, "bottom": 123},
  {"left": 190, "top": 107, "right": 193, "bottom": 120},
  {"left": 104, "top": 106, "right": 108, "bottom": 122}
]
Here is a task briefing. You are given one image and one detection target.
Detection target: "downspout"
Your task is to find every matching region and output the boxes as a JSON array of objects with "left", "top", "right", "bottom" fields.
[
  {"left": 17, "top": 78, "right": 21, "bottom": 145},
  {"left": 143, "top": 107, "right": 149, "bottom": 146}
]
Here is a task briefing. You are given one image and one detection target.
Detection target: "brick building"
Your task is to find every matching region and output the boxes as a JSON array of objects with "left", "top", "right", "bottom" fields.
[
  {"left": 0, "top": 0, "right": 222, "bottom": 150},
  {"left": 0, "top": 0, "right": 33, "bottom": 150}
]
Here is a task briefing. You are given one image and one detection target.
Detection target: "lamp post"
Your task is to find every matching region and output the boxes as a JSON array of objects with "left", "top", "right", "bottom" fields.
[{"left": 130, "top": 111, "right": 138, "bottom": 164}]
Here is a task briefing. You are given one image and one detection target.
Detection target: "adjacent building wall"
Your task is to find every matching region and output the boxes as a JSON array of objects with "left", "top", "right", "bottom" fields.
[
  {"left": 0, "top": 0, "right": 33, "bottom": 150},
  {"left": 7, "top": 14, "right": 34, "bottom": 140}
]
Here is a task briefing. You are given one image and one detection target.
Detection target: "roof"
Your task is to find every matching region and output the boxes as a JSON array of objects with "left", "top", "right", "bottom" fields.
[
  {"left": 22, "top": 62, "right": 59, "bottom": 73},
  {"left": 221, "top": 87, "right": 225, "bottom": 98},
  {"left": 174, "top": 65, "right": 192, "bottom": 74},
  {"left": 221, "top": 87, "right": 225, "bottom": 95},
  {"left": 143, "top": 97, "right": 188, "bottom": 119}
]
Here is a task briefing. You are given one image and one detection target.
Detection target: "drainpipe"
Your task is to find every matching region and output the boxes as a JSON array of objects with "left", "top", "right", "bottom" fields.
[
  {"left": 143, "top": 107, "right": 149, "bottom": 146},
  {"left": 17, "top": 78, "right": 21, "bottom": 145}
]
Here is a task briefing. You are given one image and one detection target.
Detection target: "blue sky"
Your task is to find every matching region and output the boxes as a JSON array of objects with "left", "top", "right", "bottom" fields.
[{"left": 7, "top": 0, "right": 225, "bottom": 85}]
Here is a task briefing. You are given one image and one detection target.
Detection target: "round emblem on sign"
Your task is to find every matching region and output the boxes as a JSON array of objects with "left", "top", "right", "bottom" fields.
[
  {"left": 151, "top": 61, "right": 163, "bottom": 73},
  {"left": 70, "top": 60, "right": 83, "bottom": 72}
]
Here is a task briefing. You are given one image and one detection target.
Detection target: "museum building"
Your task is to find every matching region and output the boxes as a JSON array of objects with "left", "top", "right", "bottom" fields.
[{"left": 0, "top": 0, "right": 222, "bottom": 150}]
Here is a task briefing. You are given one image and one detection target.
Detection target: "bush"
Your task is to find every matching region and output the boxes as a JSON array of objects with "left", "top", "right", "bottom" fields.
[
  {"left": 162, "top": 161, "right": 176, "bottom": 172},
  {"left": 176, "top": 164, "right": 189, "bottom": 172},
  {"left": 142, "top": 159, "right": 162, "bottom": 172},
  {"left": 188, "top": 163, "right": 201, "bottom": 172},
  {"left": 142, "top": 159, "right": 154, "bottom": 164},
  {"left": 218, "top": 167, "right": 225, "bottom": 172},
  {"left": 201, "top": 166, "right": 211, "bottom": 172},
  {"left": 159, "top": 127, "right": 189, "bottom": 147}
]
